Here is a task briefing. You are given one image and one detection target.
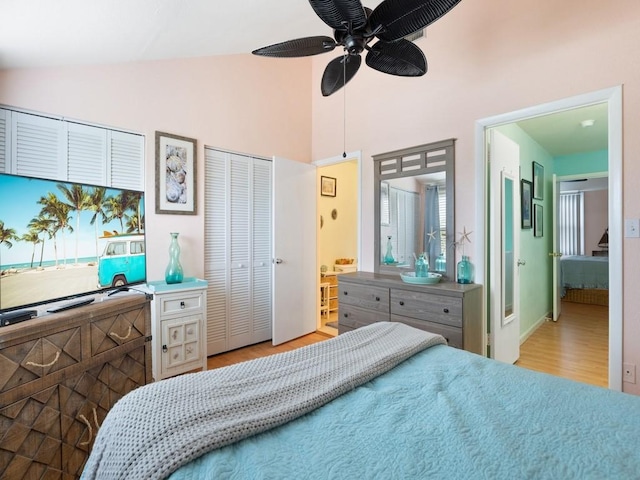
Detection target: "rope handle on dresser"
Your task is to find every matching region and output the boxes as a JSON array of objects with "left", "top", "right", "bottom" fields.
[
  {"left": 26, "top": 350, "right": 60, "bottom": 368},
  {"left": 109, "top": 325, "right": 132, "bottom": 341},
  {"left": 78, "top": 408, "right": 101, "bottom": 446},
  {"left": 78, "top": 414, "right": 93, "bottom": 446}
]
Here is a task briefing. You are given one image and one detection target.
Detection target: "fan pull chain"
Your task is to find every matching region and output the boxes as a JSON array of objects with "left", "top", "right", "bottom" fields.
[{"left": 343, "top": 52, "right": 347, "bottom": 158}]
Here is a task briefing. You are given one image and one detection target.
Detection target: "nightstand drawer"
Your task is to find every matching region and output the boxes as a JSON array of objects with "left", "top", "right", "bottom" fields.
[
  {"left": 390, "top": 289, "right": 462, "bottom": 328},
  {"left": 160, "top": 292, "right": 204, "bottom": 316}
]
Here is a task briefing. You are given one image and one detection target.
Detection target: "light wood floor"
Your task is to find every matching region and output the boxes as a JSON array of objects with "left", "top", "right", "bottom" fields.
[
  {"left": 516, "top": 300, "right": 609, "bottom": 387},
  {"left": 207, "top": 300, "right": 609, "bottom": 388}
]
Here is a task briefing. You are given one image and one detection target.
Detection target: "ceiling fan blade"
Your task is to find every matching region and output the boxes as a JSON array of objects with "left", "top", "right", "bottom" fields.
[
  {"left": 321, "top": 55, "right": 362, "bottom": 96},
  {"left": 365, "top": 39, "right": 427, "bottom": 76},
  {"left": 252, "top": 36, "right": 336, "bottom": 57},
  {"left": 369, "top": 0, "right": 462, "bottom": 42},
  {"left": 309, "top": 0, "right": 368, "bottom": 31}
]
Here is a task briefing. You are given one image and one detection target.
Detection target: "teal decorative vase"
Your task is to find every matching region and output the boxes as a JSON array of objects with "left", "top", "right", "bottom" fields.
[
  {"left": 435, "top": 253, "right": 446, "bottom": 274},
  {"left": 415, "top": 253, "right": 428, "bottom": 277},
  {"left": 383, "top": 236, "right": 395, "bottom": 264},
  {"left": 165, "top": 232, "right": 184, "bottom": 284},
  {"left": 457, "top": 255, "right": 474, "bottom": 284}
]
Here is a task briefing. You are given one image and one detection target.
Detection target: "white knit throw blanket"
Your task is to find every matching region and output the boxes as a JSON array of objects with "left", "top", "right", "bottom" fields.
[{"left": 82, "top": 322, "right": 445, "bottom": 480}]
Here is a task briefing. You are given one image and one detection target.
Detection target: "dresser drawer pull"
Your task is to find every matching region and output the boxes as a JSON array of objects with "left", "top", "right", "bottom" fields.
[
  {"left": 375, "top": 296, "right": 380, "bottom": 301},
  {"left": 342, "top": 291, "right": 348, "bottom": 296},
  {"left": 109, "top": 325, "right": 132, "bottom": 341},
  {"left": 180, "top": 301, "right": 186, "bottom": 309},
  {"left": 443, "top": 308, "right": 449, "bottom": 313},
  {"left": 78, "top": 414, "right": 93, "bottom": 446},
  {"left": 399, "top": 301, "right": 405, "bottom": 306},
  {"left": 26, "top": 350, "right": 60, "bottom": 368},
  {"left": 343, "top": 313, "right": 349, "bottom": 318},
  {"left": 93, "top": 407, "right": 101, "bottom": 429}
]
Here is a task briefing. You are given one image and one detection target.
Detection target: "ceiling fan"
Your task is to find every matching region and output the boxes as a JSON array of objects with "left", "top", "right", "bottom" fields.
[{"left": 252, "top": 0, "right": 462, "bottom": 96}]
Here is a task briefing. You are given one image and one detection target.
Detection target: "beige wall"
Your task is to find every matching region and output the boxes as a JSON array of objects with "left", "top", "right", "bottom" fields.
[
  {"left": 310, "top": 0, "right": 640, "bottom": 393},
  {"left": 0, "top": 54, "right": 312, "bottom": 283}
]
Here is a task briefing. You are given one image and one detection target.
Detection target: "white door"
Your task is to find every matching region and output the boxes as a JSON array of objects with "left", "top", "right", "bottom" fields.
[
  {"left": 489, "top": 130, "right": 521, "bottom": 364},
  {"left": 272, "top": 156, "right": 317, "bottom": 345},
  {"left": 551, "top": 174, "right": 562, "bottom": 321}
]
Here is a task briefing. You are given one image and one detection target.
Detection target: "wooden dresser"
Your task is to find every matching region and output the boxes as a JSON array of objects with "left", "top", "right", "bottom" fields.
[
  {"left": 338, "top": 272, "right": 483, "bottom": 354},
  {"left": 0, "top": 295, "right": 152, "bottom": 479}
]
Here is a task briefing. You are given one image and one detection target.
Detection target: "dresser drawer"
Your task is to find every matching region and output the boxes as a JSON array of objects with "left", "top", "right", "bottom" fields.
[
  {"left": 159, "top": 291, "right": 204, "bottom": 316},
  {"left": 91, "top": 303, "right": 147, "bottom": 356},
  {"left": 391, "top": 314, "right": 463, "bottom": 349},
  {"left": 0, "top": 326, "right": 83, "bottom": 393},
  {"left": 338, "top": 283, "right": 389, "bottom": 312},
  {"left": 339, "top": 303, "right": 388, "bottom": 330},
  {"left": 390, "top": 289, "right": 462, "bottom": 328}
]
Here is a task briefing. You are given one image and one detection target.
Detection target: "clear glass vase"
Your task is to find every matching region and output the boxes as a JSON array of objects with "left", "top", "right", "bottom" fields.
[{"left": 165, "top": 232, "right": 184, "bottom": 284}]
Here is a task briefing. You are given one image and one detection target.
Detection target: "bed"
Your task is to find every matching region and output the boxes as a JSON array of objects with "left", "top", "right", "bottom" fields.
[
  {"left": 560, "top": 255, "right": 609, "bottom": 306},
  {"left": 82, "top": 322, "right": 640, "bottom": 480}
]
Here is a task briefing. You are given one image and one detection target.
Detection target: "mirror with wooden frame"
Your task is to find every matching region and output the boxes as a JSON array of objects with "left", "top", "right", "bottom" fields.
[{"left": 373, "top": 139, "right": 455, "bottom": 281}]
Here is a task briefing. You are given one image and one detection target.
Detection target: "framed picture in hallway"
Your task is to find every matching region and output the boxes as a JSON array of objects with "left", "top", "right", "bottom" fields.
[
  {"left": 534, "top": 204, "right": 543, "bottom": 237},
  {"left": 533, "top": 161, "right": 544, "bottom": 200},
  {"left": 521, "top": 179, "right": 532, "bottom": 229},
  {"left": 321, "top": 176, "right": 337, "bottom": 197}
]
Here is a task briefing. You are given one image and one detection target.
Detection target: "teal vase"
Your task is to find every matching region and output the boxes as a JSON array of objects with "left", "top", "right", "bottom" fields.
[
  {"left": 435, "top": 253, "right": 446, "bottom": 274},
  {"left": 383, "top": 236, "right": 395, "bottom": 264},
  {"left": 415, "top": 253, "right": 428, "bottom": 277},
  {"left": 457, "top": 255, "right": 474, "bottom": 284},
  {"left": 165, "top": 232, "right": 184, "bottom": 284}
]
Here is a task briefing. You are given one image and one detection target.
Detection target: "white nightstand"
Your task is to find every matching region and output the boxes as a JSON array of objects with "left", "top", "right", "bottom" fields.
[{"left": 145, "top": 278, "right": 208, "bottom": 380}]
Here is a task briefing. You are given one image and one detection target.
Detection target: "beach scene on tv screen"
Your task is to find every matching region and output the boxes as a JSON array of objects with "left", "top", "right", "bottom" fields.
[{"left": 0, "top": 174, "right": 145, "bottom": 311}]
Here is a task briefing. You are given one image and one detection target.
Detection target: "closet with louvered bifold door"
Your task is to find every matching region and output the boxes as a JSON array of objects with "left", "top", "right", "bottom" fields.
[{"left": 204, "top": 148, "right": 273, "bottom": 355}]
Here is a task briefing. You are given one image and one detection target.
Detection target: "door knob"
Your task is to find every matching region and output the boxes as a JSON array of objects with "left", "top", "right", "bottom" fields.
[
  {"left": 274, "top": 258, "right": 283, "bottom": 264},
  {"left": 517, "top": 259, "right": 526, "bottom": 266}
]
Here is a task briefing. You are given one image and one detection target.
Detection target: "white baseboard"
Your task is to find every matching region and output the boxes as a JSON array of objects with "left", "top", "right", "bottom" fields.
[{"left": 520, "top": 313, "right": 551, "bottom": 345}]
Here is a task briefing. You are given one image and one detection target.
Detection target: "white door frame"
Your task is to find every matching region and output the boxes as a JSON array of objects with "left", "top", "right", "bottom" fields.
[
  {"left": 474, "top": 86, "right": 623, "bottom": 391},
  {"left": 313, "top": 150, "right": 363, "bottom": 329}
]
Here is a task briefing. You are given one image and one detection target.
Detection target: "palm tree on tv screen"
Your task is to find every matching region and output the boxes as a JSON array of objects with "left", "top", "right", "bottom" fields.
[
  {"left": 0, "top": 220, "right": 18, "bottom": 251},
  {"left": 38, "top": 192, "right": 73, "bottom": 266},
  {"left": 20, "top": 230, "right": 42, "bottom": 269},
  {"left": 27, "top": 215, "right": 54, "bottom": 267},
  {"left": 57, "top": 183, "right": 90, "bottom": 265}
]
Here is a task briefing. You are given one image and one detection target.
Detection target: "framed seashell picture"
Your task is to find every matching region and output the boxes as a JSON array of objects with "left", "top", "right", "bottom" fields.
[{"left": 155, "top": 131, "right": 197, "bottom": 214}]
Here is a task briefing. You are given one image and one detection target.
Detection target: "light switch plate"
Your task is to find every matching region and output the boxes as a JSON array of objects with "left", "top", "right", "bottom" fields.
[{"left": 624, "top": 219, "right": 640, "bottom": 238}]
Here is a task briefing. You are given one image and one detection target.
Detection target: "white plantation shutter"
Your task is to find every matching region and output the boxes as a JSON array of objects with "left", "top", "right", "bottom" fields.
[
  {"left": 67, "top": 122, "right": 107, "bottom": 185},
  {"left": 1, "top": 108, "right": 143, "bottom": 189},
  {"left": 204, "top": 147, "right": 273, "bottom": 355},
  {"left": 229, "top": 154, "right": 251, "bottom": 349},
  {"left": 0, "top": 109, "right": 8, "bottom": 172},
  {"left": 252, "top": 158, "right": 272, "bottom": 338},
  {"left": 12, "top": 112, "right": 65, "bottom": 179},
  {"left": 109, "top": 130, "right": 144, "bottom": 190},
  {"left": 204, "top": 148, "right": 229, "bottom": 355}
]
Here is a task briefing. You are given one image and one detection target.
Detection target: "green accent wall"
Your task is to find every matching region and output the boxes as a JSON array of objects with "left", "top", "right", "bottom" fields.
[
  {"left": 554, "top": 149, "right": 608, "bottom": 175},
  {"left": 495, "top": 124, "right": 554, "bottom": 339}
]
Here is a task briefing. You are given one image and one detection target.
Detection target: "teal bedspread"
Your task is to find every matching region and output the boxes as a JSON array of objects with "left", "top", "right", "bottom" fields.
[
  {"left": 560, "top": 255, "right": 608, "bottom": 295},
  {"left": 170, "top": 345, "right": 640, "bottom": 480}
]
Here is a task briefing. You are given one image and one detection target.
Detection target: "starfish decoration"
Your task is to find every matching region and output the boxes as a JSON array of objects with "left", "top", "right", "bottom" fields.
[
  {"left": 458, "top": 227, "right": 473, "bottom": 245},
  {"left": 426, "top": 229, "right": 437, "bottom": 242}
]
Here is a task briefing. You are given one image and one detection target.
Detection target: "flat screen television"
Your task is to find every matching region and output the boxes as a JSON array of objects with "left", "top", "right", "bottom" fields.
[{"left": 0, "top": 173, "right": 146, "bottom": 316}]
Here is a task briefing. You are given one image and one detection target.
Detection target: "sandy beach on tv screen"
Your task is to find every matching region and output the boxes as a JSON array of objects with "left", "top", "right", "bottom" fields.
[{"left": 1, "top": 263, "right": 99, "bottom": 310}]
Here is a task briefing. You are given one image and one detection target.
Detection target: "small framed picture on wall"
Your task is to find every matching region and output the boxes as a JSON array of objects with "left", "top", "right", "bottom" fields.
[
  {"left": 534, "top": 204, "right": 543, "bottom": 237},
  {"left": 533, "top": 161, "right": 544, "bottom": 200},
  {"left": 521, "top": 179, "right": 532, "bottom": 229},
  {"left": 321, "top": 176, "right": 337, "bottom": 197}
]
